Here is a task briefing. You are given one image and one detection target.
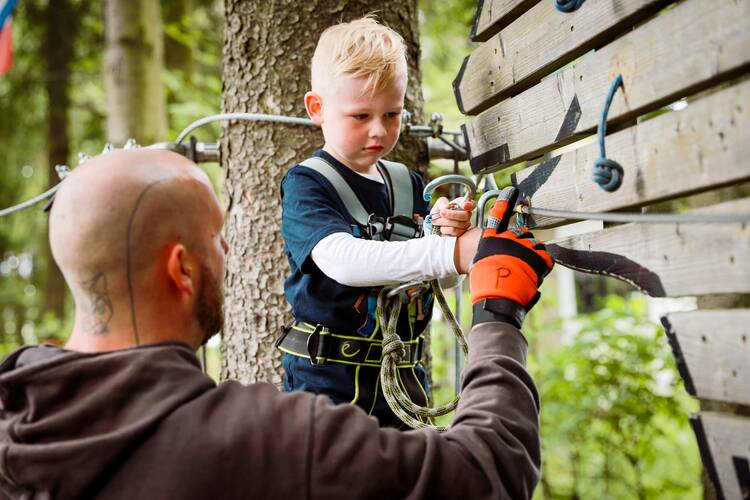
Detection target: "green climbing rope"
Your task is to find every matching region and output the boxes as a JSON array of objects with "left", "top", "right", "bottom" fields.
[{"left": 378, "top": 283, "right": 468, "bottom": 433}]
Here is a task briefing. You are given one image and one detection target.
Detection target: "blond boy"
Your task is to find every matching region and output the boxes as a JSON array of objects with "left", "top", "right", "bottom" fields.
[{"left": 278, "top": 16, "right": 480, "bottom": 427}]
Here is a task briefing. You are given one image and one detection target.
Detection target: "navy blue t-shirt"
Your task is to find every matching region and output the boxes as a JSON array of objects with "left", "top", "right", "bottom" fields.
[{"left": 281, "top": 150, "right": 433, "bottom": 338}]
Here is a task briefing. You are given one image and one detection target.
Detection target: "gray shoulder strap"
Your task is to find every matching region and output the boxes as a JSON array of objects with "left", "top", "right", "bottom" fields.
[
  {"left": 378, "top": 160, "right": 414, "bottom": 217},
  {"left": 299, "top": 157, "right": 370, "bottom": 227}
]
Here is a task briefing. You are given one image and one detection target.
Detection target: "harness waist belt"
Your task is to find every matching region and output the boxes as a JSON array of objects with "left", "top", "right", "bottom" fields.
[{"left": 277, "top": 321, "right": 423, "bottom": 368}]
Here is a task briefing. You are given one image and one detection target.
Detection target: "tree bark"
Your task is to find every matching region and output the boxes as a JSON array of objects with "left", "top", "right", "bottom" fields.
[
  {"left": 103, "top": 0, "right": 167, "bottom": 146},
  {"left": 221, "top": 0, "right": 426, "bottom": 384}
]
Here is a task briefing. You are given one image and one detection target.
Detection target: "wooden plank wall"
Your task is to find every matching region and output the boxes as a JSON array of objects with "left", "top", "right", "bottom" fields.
[{"left": 455, "top": 1, "right": 750, "bottom": 498}]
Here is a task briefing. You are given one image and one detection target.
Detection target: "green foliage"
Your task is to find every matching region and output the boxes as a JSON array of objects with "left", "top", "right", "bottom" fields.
[
  {"left": 430, "top": 288, "right": 701, "bottom": 499},
  {"left": 526, "top": 294, "right": 701, "bottom": 499}
]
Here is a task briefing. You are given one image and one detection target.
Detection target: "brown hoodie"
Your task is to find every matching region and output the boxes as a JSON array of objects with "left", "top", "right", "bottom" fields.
[{"left": 0, "top": 322, "right": 539, "bottom": 499}]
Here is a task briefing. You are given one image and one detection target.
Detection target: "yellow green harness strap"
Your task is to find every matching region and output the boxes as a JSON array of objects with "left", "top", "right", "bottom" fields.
[{"left": 277, "top": 321, "right": 423, "bottom": 369}]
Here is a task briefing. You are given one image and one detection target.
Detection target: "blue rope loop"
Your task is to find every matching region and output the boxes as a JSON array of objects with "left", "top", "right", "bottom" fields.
[
  {"left": 555, "top": 0, "right": 585, "bottom": 13},
  {"left": 592, "top": 158, "right": 624, "bottom": 192},
  {"left": 593, "top": 74, "right": 625, "bottom": 192}
]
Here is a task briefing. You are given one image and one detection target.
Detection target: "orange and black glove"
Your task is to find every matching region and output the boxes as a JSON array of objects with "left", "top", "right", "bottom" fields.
[{"left": 470, "top": 187, "right": 554, "bottom": 329}]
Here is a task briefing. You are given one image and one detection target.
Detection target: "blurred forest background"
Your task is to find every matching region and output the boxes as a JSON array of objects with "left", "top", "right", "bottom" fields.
[{"left": 0, "top": 0, "right": 703, "bottom": 498}]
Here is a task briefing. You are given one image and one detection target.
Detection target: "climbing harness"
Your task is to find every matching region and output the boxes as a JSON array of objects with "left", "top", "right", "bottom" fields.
[
  {"left": 592, "top": 74, "right": 625, "bottom": 192},
  {"left": 276, "top": 320, "right": 424, "bottom": 368},
  {"left": 377, "top": 175, "right": 476, "bottom": 432},
  {"left": 295, "top": 156, "right": 422, "bottom": 241},
  {"left": 555, "top": 0, "right": 585, "bottom": 13},
  {"left": 274, "top": 152, "right": 434, "bottom": 421}
]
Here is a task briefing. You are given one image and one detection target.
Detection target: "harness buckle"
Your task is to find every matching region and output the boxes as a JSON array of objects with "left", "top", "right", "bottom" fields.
[
  {"left": 306, "top": 324, "right": 330, "bottom": 366},
  {"left": 366, "top": 213, "right": 386, "bottom": 241},
  {"left": 384, "top": 214, "right": 423, "bottom": 241}
]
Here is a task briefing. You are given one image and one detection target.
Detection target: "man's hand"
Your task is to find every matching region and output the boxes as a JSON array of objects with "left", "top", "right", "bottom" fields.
[
  {"left": 469, "top": 187, "right": 553, "bottom": 329},
  {"left": 430, "top": 196, "right": 475, "bottom": 237}
]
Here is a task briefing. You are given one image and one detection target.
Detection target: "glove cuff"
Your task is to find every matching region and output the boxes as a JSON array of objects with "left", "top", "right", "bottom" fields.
[{"left": 472, "top": 298, "right": 527, "bottom": 329}]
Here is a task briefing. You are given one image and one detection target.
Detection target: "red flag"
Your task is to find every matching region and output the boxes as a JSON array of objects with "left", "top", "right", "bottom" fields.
[{"left": 0, "top": 18, "right": 11, "bottom": 75}]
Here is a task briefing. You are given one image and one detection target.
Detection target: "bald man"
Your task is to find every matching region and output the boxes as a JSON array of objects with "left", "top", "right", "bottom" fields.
[{"left": 0, "top": 149, "right": 553, "bottom": 500}]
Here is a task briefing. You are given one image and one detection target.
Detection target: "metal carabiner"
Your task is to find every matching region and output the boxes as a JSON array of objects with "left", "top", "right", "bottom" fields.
[
  {"left": 386, "top": 280, "right": 432, "bottom": 303},
  {"left": 423, "top": 175, "right": 477, "bottom": 234},
  {"left": 422, "top": 174, "right": 477, "bottom": 204},
  {"left": 475, "top": 186, "right": 520, "bottom": 230},
  {"left": 476, "top": 189, "right": 505, "bottom": 229}
]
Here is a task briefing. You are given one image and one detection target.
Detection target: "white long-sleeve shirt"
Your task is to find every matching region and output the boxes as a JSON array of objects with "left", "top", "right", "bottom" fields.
[{"left": 311, "top": 232, "right": 458, "bottom": 287}]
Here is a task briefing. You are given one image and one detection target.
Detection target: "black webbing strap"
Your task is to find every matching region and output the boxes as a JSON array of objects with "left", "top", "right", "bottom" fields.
[{"left": 277, "top": 321, "right": 422, "bottom": 368}]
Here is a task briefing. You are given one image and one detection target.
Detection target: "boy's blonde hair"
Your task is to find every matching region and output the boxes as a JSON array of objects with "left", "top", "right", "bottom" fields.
[{"left": 311, "top": 15, "right": 408, "bottom": 97}]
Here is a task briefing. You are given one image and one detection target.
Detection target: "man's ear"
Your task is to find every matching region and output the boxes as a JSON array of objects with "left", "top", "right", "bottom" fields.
[
  {"left": 304, "top": 91, "right": 324, "bottom": 125},
  {"left": 166, "top": 244, "right": 195, "bottom": 296}
]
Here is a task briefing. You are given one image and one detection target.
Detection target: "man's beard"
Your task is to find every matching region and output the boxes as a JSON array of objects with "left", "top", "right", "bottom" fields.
[{"left": 195, "top": 263, "right": 224, "bottom": 346}]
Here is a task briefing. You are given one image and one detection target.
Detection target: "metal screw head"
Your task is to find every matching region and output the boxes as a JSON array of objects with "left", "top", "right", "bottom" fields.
[
  {"left": 123, "top": 138, "right": 140, "bottom": 149},
  {"left": 55, "top": 165, "right": 71, "bottom": 180},
  {"left": 78, "top": 152, "right": 91, "bottom": 165},
  {"left": 101, "top": 143, "right": 114, "bottom": 154}
]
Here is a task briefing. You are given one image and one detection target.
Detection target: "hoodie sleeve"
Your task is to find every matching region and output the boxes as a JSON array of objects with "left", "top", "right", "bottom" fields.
[{"left": 306, "top": 322, "right": 540, "bottom": 500}]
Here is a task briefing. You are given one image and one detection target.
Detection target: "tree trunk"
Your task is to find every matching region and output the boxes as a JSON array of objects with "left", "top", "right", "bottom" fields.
[
  {"left": 220, "top": 0, "right": 426, "bottom": 384},
  {"left": 103, "top": 0, "right": 167, "bottom": 146},
  {"left": 41, "top": 0, "right": 78, "bottom": 322}
]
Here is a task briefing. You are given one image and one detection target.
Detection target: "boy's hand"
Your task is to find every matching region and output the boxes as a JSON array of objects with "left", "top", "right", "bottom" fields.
[{"left": 430, "top": 196, "right": 476, "bottom": 237}]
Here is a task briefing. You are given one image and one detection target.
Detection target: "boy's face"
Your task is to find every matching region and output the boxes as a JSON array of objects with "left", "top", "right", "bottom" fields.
[{"left": 307, "top": 73, "right": 406, "bottom": 173}]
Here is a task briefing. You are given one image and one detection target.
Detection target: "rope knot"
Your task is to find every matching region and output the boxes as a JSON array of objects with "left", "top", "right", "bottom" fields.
[
  {"left": 382, "top": 334, "right": 406, "bottom": 362},
  {"left": 592, "top": 157, "right": 624, "bottom": 192},
  {"left": 555, "top": 0, "right": 585, "bottom": 13}
]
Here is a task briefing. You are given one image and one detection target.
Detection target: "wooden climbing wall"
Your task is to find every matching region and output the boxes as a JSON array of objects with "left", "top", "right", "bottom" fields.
[{"left": 454, "top": 1, "right": 750, "bottom": 498}]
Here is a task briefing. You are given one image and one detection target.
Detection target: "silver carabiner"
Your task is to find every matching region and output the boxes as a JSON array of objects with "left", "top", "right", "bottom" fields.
[
  {"left": 476, "top": 186, "right": 519, "bottom": 230},
  {"left": 423, "top": 175, "right": 477, "bottom": 235},
  {"left": 422, "top": 174, "right": 477, "bottom": 204},
  {"left": 386, "top": 280, "right": 431, "bottom": 303}
]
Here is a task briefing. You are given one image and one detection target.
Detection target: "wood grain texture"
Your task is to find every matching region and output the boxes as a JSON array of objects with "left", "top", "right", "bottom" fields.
[
  {"left": 547, "top": 198, "right": 750, "bottom": 298},
  {"left": 469, "top": 0, "right": 539, "bottom": 42},
  {"left": 456, "top": 0, "right": 671, "bottom": 114},
  {"left": 511, "top": 79, "right": 750, "bottom": 228},
  {"left": 661, "top": 310, "right": 750, "bottom": 406},
  {"left": 220, "top": 0, "right": 427, "bottom": 385},
  {"left": 690, "top": 412, "right": 750, "bottom": 500},
  {"left": 462, "top": 0, "right": 750, "bottom": 173}
]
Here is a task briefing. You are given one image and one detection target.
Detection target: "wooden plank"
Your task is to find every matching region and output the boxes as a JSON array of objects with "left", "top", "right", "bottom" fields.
[
  {"left": 470, "top": 0, "right": 539, "bottom": 43},
  {"left": 510, "top": 79, "right": 750, "bottom": 229},
  {"left": 546, "top": 198, "right": 750, "bottom": 297},
  {"left": 690, "top": 412, "right": 750, "bottom": 500},
  {"left": 455, "top": 0, "right": 672, "bottom": 114},
  {"left": 661, "top": 310, "right": 750, "bottom": 406},
  {"left": 462, "top": 0, "right": 750, "bottom": 174}
]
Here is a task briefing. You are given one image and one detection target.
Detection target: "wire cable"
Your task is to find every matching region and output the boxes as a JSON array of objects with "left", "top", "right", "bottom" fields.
[
  {"left": 519, "top": 205, "right": 750, "bottom": 224},
  {"left": 176, "top": 112, "right": 317, "bottom": 144},
  {"left": 0, "top": 184, "right": 62, "bottom": 218}
]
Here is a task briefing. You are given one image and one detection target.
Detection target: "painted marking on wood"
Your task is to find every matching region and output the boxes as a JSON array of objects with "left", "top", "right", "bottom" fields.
[
  {"left": 690, "top": 412, "right": 750, "bottom": 500},
  {"left": 546, "top": 198, "right": 750, "bottom": 297},
  {"left": 456, "top": 0, "right": 672, "bottom": 114},
  {"left": 470, "top": 0, "right": 540, "bottom": 42},
  {"left": 462, "top": 0, "right": 750, "bottom": 173},
  {"left": 661, "top": 309, "right": 750, "bottom": 406},
  {"left": 510, "top": 78, "right": 750, "bottom": 228}
]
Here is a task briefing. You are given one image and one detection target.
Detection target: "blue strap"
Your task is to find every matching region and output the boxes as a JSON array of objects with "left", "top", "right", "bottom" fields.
[
  {"left": 592, "top": 74, "right": 625, "bottom": 192},
  {"left": 555, "top": 0, "right": 585, "bottom": 13}
]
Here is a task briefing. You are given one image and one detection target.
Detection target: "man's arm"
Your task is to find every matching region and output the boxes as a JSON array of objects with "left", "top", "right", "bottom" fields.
[{"left": 305, "top": 187, "right": 553, "bottom": 499}]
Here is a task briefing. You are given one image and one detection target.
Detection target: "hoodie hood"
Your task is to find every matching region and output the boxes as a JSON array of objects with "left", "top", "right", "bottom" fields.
[{"left": 0, "top": 343, "right": 214, "bottom": 499}]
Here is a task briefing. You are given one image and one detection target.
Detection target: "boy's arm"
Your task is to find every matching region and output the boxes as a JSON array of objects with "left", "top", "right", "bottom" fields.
[{"left": 311, "top": 229, "right": 481, "bottom": 287}]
